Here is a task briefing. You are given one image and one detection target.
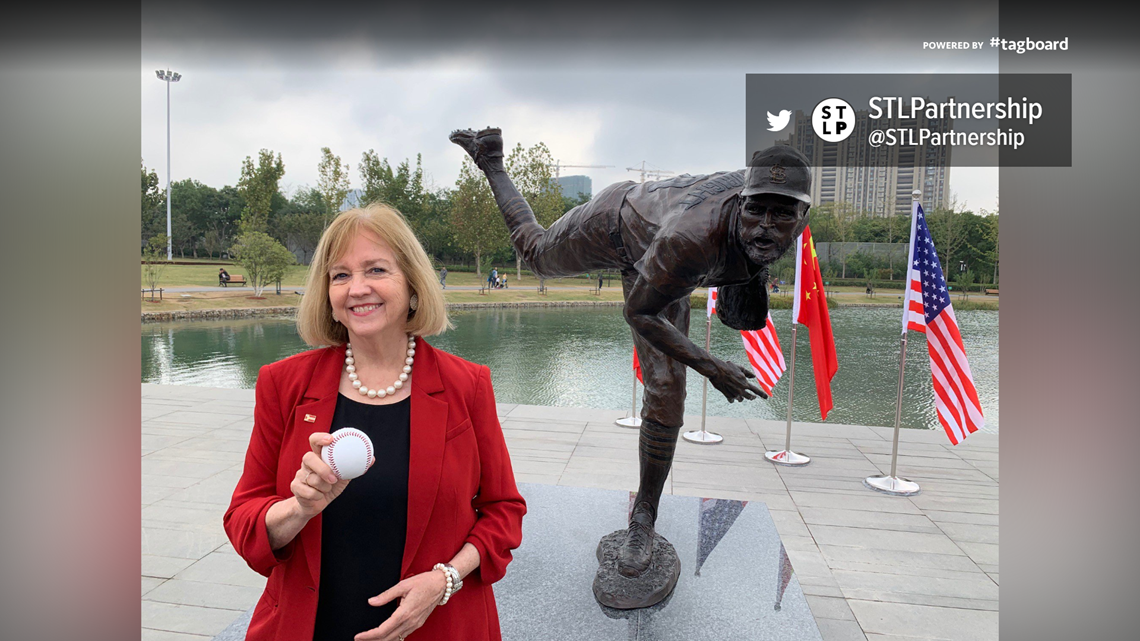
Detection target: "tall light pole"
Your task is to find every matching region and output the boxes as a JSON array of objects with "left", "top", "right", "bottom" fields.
[{"left": 155, "top": 69, "right": 181, "bottom": 260}]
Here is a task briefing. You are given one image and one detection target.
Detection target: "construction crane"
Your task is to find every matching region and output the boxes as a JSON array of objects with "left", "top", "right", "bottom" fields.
[
  {"left": 626, "top": 161, "right": 674, "bottom": 183},
  {"left": 548, "top": 160, "right": 614, "bottom": 180}
]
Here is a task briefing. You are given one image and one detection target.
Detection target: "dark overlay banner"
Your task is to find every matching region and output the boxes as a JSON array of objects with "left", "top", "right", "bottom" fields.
[{"left": 746, "top": 73, "right": 1071, "bottom": 168}]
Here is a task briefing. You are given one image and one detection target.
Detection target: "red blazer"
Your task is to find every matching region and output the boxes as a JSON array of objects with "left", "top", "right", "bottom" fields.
[{"left": 224, "top": 339, "right": 526, "bottom": 641}]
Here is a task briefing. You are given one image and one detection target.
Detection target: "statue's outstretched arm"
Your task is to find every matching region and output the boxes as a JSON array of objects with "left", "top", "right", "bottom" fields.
[{"left": 623, "top": 278, "right": 767, "bottom": 403}]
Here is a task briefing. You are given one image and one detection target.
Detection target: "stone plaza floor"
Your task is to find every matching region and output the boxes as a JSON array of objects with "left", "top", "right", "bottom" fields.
[{"left": 141, "top": 383, "right": 999, "bottom": 641}]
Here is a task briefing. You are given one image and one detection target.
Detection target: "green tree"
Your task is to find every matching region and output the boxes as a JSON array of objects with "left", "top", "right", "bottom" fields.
[
  {"left": 954, "top": 268, "right": 976, "bottom": 300},
  {"left": 561, "top": 190, "right": 592, "bottom": 213},
  {"left": 927, "top": 195, "right": 968, "bottom": 273},
  {"left": 505, "top": 141, "right": 562, "bottom": 280},
  {"left": 169, "top": 210, "right": 194, "bottom": 258},
  {"left": 810, "top": 202, "right": 861, "bottom": 277},
  {"left": 359, "top": 151, "right": 425, "bottom": 214},
  {"left": 450, "top": 157, "right": 506, "bottom": 277},
  {"left": 237, "top": 149, "right": 285, "bottom": 234},
  {"left": 231, "top": 231, "right": 296, "bottom": 297},
  {"left": 209, "top": 185, "right": 245, "bottom": 258},
  {"left": 884, "top": 214, "right": 909, "bottom": 279},
  {"left": 276, "top": 212, "right": 325, "bottom": 265},
  {"left": 358, "top": 151, "right": 444, "bottom": 253},
  {"left": 141, "top": 160, "right": 166, "bottom": 244},
  {"left": 200, "top": 229, "right": 223, "bottom": 260},
  {"left": 284, "top": 186, "right": 326, "bottom": 215},
  {"left": 271, "top": 186, "right": 326, "bottom": 264},
  {"left": 317, "top": 147, "right": 351, "bottom": 226},
  {"left": 846, "top": 251, "right": 882, "bottom": 280},
  {"left": 169, "top": 178, "right": 218, "bottom": 257},
  {"left": 982, "top": 212, "right": 999, "bottom": 285},
  {"left": 416, "top": 187, "right": 458, "bottom": 261},
  {"left": 141, "top": 235, "right": 169, "bottom": 300}
]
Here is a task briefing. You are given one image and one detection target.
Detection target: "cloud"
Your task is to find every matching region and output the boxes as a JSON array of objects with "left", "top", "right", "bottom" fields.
[{"left": 142, "top": 2, "right": 999, "bottom": 207}]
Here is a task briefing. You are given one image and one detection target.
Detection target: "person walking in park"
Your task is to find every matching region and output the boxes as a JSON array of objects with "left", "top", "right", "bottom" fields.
[{"left": 439, "top": 266, "right": 447, "bottom": 289}]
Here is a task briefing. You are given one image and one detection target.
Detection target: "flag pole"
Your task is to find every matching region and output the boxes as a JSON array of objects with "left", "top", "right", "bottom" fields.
[
  {"left": 616, "top": 343, "right": 642, "bottom": 428},
  {"left": 765, "top": 324, "right": 809, "bottom": 465},
  {"left": 864, "top": 190, "right": 922, "bottom": 496},
  {"left": 685, "top": 315, "right": 723, "bottom": 444}
]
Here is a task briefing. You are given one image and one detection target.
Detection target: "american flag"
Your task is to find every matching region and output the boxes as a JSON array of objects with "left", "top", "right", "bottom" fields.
[
  {"left": 904, "top": 202, "right": 985, "bottom": 444},
  {"left": 708, "top": 287, "right": 785, "bottom": 395},
  {"left": 741, "top": 314, "right": 786, "bottom": 396}
]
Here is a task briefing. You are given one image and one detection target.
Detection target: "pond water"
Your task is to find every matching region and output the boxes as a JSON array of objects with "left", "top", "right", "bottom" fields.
[{"left": 142, "top": 306, "right": 998, "bottom": 433}]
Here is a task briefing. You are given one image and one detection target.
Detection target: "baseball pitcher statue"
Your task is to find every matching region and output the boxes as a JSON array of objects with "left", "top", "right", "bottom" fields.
[{"left": 450, "top": 127, "right": 813, "bottom": 608}]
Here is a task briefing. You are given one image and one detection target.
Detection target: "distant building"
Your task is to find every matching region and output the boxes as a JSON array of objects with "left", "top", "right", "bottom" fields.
[
  {"left": 557, "top": 175, "right": 592, "bottom": 201},
  {"left": 776, "top": 104, "right": 952, "bottom": 217},
  {"left": 341, "top": 189, "right": 364, "bottom": 210}
]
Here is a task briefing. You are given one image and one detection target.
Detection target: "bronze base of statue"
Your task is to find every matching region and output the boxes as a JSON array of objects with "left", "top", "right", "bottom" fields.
[{"left": 593, "top": 528, "right": 680, "bottom": 609}]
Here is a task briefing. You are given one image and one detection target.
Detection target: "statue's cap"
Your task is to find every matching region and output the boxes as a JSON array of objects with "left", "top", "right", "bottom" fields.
[{"left": 742, "top": 145, "right": 812, "bottom": 203}]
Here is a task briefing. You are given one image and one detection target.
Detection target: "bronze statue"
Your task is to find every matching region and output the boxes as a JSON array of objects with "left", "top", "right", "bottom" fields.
[{"left": 450, "top": 128, "right": 812, "bottom": 607}]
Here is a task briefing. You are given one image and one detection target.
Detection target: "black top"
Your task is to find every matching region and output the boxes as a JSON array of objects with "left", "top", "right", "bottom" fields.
[{"left": 312, "top": 395, "right": 410, "bottom": 641}]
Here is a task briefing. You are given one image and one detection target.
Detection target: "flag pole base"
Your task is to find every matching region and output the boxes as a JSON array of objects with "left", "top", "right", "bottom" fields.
[
  {"left": 615, "top": 417, "right": 642, "bottom": 428},
  {"left": 682, "top": 429, "right": 723, "bottom": 445},
  {"left": 863, "top": 475, "right": 921, "bottom": 496},
  {"left": 765, "top": 450, "right": 811, "bottom": 466}
]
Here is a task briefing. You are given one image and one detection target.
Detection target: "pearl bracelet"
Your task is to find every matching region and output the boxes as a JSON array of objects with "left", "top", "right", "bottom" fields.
[{"left": 433, "top": 563, "right": 462, "bottom": 605}]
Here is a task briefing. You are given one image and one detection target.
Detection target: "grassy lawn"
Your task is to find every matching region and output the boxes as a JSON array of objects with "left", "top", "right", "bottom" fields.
[
  {"left": 142, "top": 268, "right": 995, "bottom": 313},
  {"left": 142, "top": 263, "right": 312, "bottom": 288},
  {"left": 141, "top": 291, "right": 303, "bottom": 313},
  {"left": 444, "top": 288, "right": 626, "bottom": 304},
  {"left": 141, "top": 263, "right": 619, "bottom": 290},
  {"left": 142, "top": 284, "right": 622, "bottom": 313},
  {"left": 444, "top": 271, "right": 619, "bottom": 289}
]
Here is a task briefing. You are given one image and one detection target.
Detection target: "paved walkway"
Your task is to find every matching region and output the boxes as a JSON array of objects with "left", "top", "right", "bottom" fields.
[{"left": 141, "top": 383, "right": 998, "bottom": 641}]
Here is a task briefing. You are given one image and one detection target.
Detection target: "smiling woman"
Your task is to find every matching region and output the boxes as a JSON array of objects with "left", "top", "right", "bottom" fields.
[
  {"left": 224, "top": 203, "right": 526, "bottom": 641},
  {"left": 297, "top": 205, "right": 450, "bottom": 347}
]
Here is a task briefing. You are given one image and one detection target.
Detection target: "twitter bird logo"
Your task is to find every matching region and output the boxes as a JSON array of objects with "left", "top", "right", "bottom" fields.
[{"left": 767, "top": 110, "right": 792, "bottom": 132}]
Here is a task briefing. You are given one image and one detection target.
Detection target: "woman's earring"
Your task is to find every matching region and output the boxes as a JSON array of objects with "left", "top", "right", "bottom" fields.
[{"left": 409, "top": 294, "right": 419, "bottom": 311}]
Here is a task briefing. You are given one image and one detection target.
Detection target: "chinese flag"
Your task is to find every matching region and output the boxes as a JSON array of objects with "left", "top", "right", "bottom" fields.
[
  {"left": 792, "top": 225, "right": 838, "bottom": 419},
  {"left": 633, "top": 347, "right": 643, "bottom": 383}
]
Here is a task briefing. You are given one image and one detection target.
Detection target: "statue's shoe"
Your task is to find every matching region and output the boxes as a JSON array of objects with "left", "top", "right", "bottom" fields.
[
  {"left": 448, "top": 127, "right": 504, "bottom": 166},
  {"left": 617, "top": 518, "right": 654, "bottom": 578}
]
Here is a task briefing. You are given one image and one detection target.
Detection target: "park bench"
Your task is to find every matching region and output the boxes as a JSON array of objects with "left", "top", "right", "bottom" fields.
[
  {"left": 985, "top": 288, "right": 999, "bottom": 296},
  {"left": 220, "top": 275, "right": 246, "bottom": 287}
]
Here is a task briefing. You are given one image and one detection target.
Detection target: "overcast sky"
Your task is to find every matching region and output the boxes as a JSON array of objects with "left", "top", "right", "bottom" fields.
[{"left": 142, "top": 2, "right": 1000, "bottom": 212}]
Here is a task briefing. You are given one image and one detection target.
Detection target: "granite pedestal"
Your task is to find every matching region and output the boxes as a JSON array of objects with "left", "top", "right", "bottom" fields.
[
  {"left": 212, "top": 483, "right": 821, "bottom": 641},
  {"left": 498, "top": 483, "right": 821, "bottom": 641}
]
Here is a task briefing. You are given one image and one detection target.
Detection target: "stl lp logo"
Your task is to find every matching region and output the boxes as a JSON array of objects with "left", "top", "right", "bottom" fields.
[
  {"left": 811, "top": 98, "right": 854, "bottom": 142},
  {"left": 767, "top": 109, "right": 792, "bottom": 132}
]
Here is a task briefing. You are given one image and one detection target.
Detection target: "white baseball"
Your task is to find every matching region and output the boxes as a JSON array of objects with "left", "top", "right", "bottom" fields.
[{"left": 321, "top": 427, "right": 374, "bottom": 480}]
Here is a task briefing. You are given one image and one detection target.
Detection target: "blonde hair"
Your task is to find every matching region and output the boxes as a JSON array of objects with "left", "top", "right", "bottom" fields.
[{"left": 296, "top": 204, "right": 451, "bottom": 346}]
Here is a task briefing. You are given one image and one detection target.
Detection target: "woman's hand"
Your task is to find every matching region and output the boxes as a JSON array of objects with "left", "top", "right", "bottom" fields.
[
  {"left": 290, "top": 432, "right": 368, "bottom": 519},
  {"left": 354, "top": 569, "right": 449, "bottom": 641}
]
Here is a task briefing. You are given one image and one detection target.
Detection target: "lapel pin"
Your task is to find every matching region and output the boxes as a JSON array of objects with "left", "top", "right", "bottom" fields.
[{"left": 304, "top": 414, "right": 317, "bottom": 423}]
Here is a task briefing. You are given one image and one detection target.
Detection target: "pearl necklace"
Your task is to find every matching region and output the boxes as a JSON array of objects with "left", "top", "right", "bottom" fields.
[{"left": 345, "top": 336, "right": 415, "bottom": 399}]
